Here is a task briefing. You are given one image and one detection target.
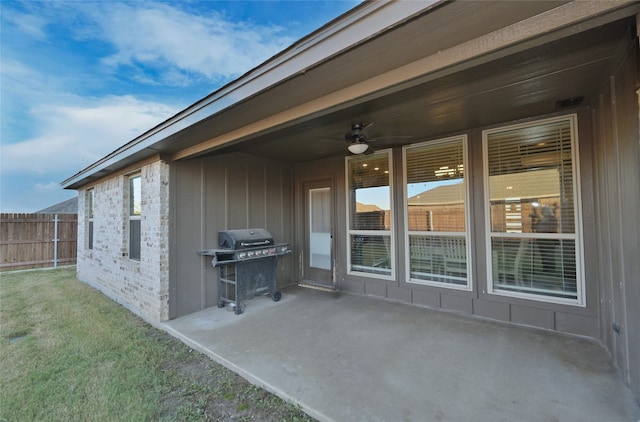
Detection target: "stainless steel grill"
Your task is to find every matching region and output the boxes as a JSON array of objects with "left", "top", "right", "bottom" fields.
[{"left": 200, "top": 228, "right": 291, "bottom": 314}]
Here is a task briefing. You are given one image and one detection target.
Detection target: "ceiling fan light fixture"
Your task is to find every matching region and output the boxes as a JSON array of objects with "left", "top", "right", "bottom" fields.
[{"left": 348, "top": 141, "right": 369, "bottom": 154}]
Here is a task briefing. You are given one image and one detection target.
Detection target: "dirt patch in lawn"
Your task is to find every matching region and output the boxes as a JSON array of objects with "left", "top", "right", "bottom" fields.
[{"left": 149, "top": 328, "right": 315, "bottom": 422}]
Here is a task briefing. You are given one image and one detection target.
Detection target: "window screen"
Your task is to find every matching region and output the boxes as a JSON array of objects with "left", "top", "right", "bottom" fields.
[
  {"left": 484, "top": 116, "right": 581, "bottom": 303},
  {"left": 405, "top": 137, "right": 469, "bottom": 287}
]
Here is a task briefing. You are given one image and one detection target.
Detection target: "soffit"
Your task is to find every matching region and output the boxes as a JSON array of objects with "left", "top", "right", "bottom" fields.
[
  {"left": 153, "top": 1, "right": 568, "bottom": 155},
  {"left": 202, "top": 17, "right": 633, "bottom": 163}
]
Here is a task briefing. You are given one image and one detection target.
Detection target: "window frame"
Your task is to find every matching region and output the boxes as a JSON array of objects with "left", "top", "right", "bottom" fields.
[
  {"left": 87, "top": 188, "right": 94, "bottom": 250},
  {"left": 345, "top": 149, "right": 395, "bottom": 280},
  {"left": 128, "top": 174, "right": 142, "bottom": 262},
  {"left": 402, "top": 135, "right": 472, "bottom": 291},
  {"left": 482, "top": 114, "right": 585, "bottom": 306}
]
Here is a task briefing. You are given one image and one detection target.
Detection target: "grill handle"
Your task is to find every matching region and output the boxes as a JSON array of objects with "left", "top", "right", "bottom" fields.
[{"left": 241, "top": 240, "right": 271, "bottom": 247}]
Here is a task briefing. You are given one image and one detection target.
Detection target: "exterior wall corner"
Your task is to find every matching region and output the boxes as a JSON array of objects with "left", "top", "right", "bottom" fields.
[{"left": 76, "top": 160, "right": 170, "bottom": 323}]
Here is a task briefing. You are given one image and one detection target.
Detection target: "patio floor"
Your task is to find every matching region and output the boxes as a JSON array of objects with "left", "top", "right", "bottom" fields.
[{"left": 162, "top": 286, "right": 640, "bottom": 422}]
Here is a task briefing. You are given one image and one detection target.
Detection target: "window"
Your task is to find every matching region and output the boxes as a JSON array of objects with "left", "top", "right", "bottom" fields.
[
  {"left": 129, "top": 175, "right": 141, "bottom": 261},
  {"left": 309, "top": 187, "right": 331, "bottom": 270},
  {"left": 347, "top": 151, "right": 394, "bottom": 278},
  {"left": 483, "top": 115, "right": 583, "bottom": 305},
  {"left": 88, "top": 189, "right": 94, "bottom": 250},
  {"left": 404, "top": 136, "right": 471, "bottom": 289}
]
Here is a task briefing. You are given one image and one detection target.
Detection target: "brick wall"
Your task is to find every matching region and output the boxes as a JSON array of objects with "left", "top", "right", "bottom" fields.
[{"left": 77, "top": 160, "right": 170, "bottom": 322}]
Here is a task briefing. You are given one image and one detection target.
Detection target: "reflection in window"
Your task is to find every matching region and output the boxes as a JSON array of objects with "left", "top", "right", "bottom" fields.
[
  {"left": 130, "top": 176, "right": 142, "bottom": 216},
  {"left": 129, "top": 175, "right": 141, "bottom": 261},
  {"left": 347, "top": 152, "right": 393, "bottom": 277},
  {"left": 404, "top": 136, "right": 470, "bottom": 288},
  {"left": 484, "top": 116, "right": 582, "bottom": 304}
]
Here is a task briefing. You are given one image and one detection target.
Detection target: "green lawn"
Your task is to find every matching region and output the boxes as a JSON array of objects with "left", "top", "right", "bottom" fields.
[{"left": 0, "top": 267, "right": 313, "bottom": 421}]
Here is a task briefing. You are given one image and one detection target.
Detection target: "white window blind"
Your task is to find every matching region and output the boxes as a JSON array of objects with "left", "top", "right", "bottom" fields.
[
  {"left": 404, "top": 136, "right": 470, "bottom": 288},
  {"left": 347, "top": 152, "right": 393, "bottom": 277},
  {"left": 484, "top": 116, "right": 582, "bottom": 304}
]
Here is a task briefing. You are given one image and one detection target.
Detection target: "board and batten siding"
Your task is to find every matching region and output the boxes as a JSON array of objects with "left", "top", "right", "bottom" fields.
[
  {"left": 169, "top": 153, "right": 294, "bottom": 319},
  {"left": 590, "top": 37, "right": 639, "bottom": 399}
]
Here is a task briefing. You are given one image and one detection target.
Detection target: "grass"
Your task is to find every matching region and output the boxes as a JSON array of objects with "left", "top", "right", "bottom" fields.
[{"left": 0, "top": 267, "right": 314, "bottom": 421}]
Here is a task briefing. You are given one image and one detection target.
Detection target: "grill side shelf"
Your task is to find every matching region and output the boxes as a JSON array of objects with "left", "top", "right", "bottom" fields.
[{"left": 198, "top": 245, "right": 290, "bottom": 315}]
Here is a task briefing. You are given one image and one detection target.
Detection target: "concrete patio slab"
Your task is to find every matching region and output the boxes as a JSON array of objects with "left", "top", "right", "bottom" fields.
[{"left": 162, "top": 286, "right": 640, "bottom": 422}]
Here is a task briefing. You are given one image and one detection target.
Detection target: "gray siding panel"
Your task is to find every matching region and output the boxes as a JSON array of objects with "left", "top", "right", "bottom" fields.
[
  {"left": 364, "top": 282, "right": 387, "bottom": 298},
  {"left": 174, "top": 162, "right": 206, "bottom": 316},
  {"left": 474, "top": 299, "right": 510, "bottom": 322},
  {"left": 591, "top": 39, "right": 639, "bottom": 397},
  {"left": 440, "top": 294, "right": 473, "bottom": 315},
  {"left": 555, "top": 312, "right": 599, "bottom": 339},
  {"left": 248, "top": 164, "right": 266, "bottom": 228},
  {"left": 203, "top": 161, "right": 227, "bottom": 307},
  {"left": 204, "top": 159, "right": 228, "bottom": 236},
  {"left": 342, "top": 279, "right": 365, "bottom": 294},
  {"left": 266, "top": 164, "right": 283, "bottom": 236},
  {"left": 614, "top": 44, "right": 640, "bottom": 397},
  {"left": 412, "top": 289, "right": 440, "bottom": 309},
  {"left": 510, "top": 305, "right": 554, "bottom": 329},
  {"left": 387, "top": 284, "right": 411, "bottom": 303},
  {"left": 228, "top": 162, "right": 249, "bottom": 229},
  {"left": 173, "top": 153, "right": 294, "bottom": 318}
]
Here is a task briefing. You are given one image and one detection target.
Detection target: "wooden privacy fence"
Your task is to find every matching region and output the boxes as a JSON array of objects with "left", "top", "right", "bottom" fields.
[{"left": 0, "top": 213, "right": 77, "bottom": 271}]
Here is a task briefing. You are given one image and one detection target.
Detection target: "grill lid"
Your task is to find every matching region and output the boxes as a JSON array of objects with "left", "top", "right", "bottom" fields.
[{"left": 219, "top": 228, "right": 274, "bottom": 250}]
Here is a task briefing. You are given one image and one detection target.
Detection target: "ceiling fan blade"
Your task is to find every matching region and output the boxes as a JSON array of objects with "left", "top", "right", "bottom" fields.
[
  {"left": 359, "top": 122, "right": 373, "bottom": 132},
  {"left": 367, "top": 135, "right": 413, "bottom": 143},
  {"left": 347, "top": 122, "right": 374, "bottom": 139}
]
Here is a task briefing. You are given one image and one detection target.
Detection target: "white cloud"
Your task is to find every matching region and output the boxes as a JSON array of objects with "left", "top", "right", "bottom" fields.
[
  {"left": 0, "top": 57, "right": 53, "bottom": 104},
  {"left": 3, "top": 2, "right": 297, "bottom": 88},
  {"left": 91, "top": 3, "right": 295, "bottom": 84},
  {"left": 2, "top": 95, "right": 178, "bottom": 175},
  {"left": 0, "top": 1, "right": 307, "bottom": 212},
  {"left": 2, "top": 8, "right": 48, "bottom": 40},
  {"left": 1, "top": 58, "right": 39, "bottom": 80},
  {"left": 34, "top": 182, "right": 61, "bottom": 192}
]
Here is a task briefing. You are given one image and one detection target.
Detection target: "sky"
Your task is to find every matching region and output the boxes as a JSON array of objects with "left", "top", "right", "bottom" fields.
[{"left": 0, "top": 0, "right": 358, "bottom": 212}]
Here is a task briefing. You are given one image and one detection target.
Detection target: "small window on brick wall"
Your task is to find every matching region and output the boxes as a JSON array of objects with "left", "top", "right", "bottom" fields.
[
  {"left": 129, "top": 175, "right": 141, "bottom": 261},
  {"left": 88, "top": 189, "right": 94, "bottom": 250}
]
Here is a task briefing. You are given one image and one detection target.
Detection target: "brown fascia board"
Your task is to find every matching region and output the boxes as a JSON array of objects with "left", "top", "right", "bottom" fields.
[{"left": 60, "top": 0, "right": 442, "bottom": 190}]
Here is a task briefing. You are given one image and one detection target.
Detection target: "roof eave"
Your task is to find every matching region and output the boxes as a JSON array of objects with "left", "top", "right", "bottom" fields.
[{"left": 61, "top": 0, "right": 444, "bottom": 190}]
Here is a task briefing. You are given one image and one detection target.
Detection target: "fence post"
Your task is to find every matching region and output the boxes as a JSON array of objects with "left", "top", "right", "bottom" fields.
[{"left": 53, "top": 214, "right": 59, "bottom": 269}]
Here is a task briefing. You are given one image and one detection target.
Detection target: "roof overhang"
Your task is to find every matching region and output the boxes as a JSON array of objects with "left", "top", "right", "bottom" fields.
[
  {"left": 61, "top": 1, "right": 442, "bottom": 189},
  {"left": 62, "top": 0, "right": 640, "bottom": 190}
]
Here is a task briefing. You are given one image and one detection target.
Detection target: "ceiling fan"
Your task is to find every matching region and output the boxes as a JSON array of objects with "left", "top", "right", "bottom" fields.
[
  {"left": 341, "top": 122, "right": 412, "bottom": 155},
  {"left": 344, "top": 122, "right": 373, "bottom": 154}
]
